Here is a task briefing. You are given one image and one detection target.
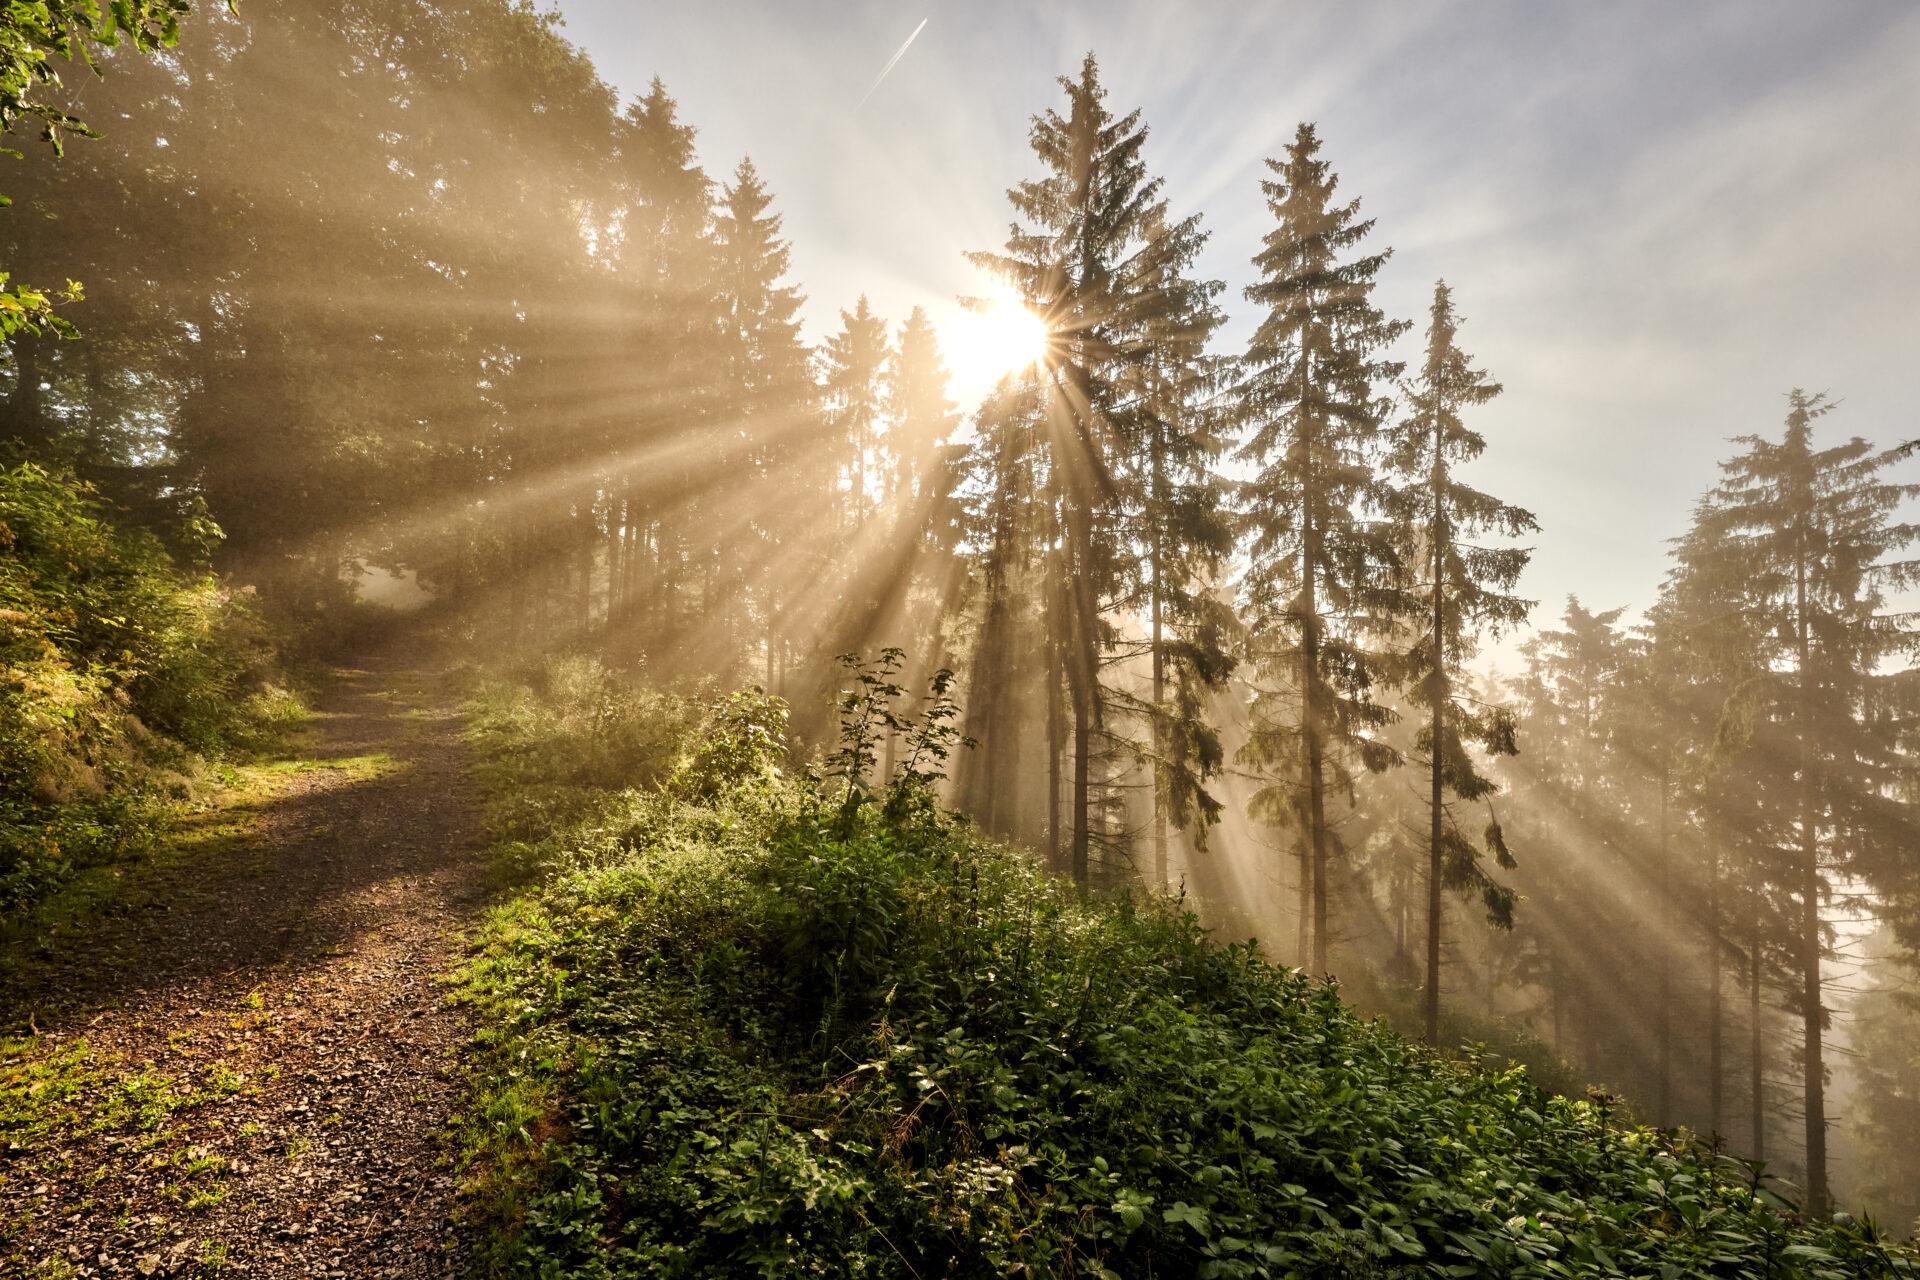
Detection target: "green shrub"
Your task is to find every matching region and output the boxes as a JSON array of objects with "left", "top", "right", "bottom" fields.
[
  {"left": 0, "top": 461, "right": 300, "bottom": 911},
  {"left": 459, "top": 669, "right": 1917, "bottom": 1279}
]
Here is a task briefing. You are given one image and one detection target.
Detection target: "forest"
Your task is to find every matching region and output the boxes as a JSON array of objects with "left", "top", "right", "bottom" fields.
[{"left": 2, "top": 1, "right": 1918, "bottom": 1275}]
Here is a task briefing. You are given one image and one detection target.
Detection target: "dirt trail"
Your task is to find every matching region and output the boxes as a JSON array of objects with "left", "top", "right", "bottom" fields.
[{"left": 2, "top": 651, "right": 486, "bottom": 1278}]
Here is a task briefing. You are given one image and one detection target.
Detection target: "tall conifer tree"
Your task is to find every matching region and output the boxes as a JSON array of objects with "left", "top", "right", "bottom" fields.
[
  {"left": 968, "top": 55, "right": 1213, "bottom": 884},
  {"left": 1388, "top": 281, "right": 1536, "bottom": 1043},
  {"left": 821, "top": 295, "right": 890, "bottom": 531},
  {"left": 1234, "top": 123, "right": 1408, "bottom": 972},
  {"left": 1684, "top": 390, "right": 1918, "bottom": 1217},
  {"left": 1121, "top": 211, "right": 1234, "bottom": 883},
  {"left": 711, "top": 158, "right": 811, "bottom": 672}
]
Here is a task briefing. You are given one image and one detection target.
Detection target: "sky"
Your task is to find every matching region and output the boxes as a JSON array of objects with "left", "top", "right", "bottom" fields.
[{"left": 549, "top": 0, "right": 1920, "bottom": 632}]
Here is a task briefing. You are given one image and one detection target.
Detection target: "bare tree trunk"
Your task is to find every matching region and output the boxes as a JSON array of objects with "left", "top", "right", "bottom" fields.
[
  {"left": 577, "top": 496, "right": 596, "bottom": 636},
  {"left": 1550, "top": 947, "right": 1564, "bottom": 1048},
  {"left": 1151, "top": 526, "right": 1168, "bottom": 887},
  {"left": 1046, "top": 566, "right": 1065, "bottom": 875},
  {"left": 1657, "top": 761, "right": 1672, "bottom": 1125},
  {"left": 1707, "top": 840, "right": 1723, "bottom": 1139},
  {"left": 1296, "top": 841, "right": 1310, "bottom": 966},
  {"left": 1302, "top": 517, "right": 1330, "bottom": 974},
  {"left": 1069, "top": 582, "right": 1094, "bottom": 887},
  {"left": 1751, "top": 904, "right": 1766, "bottom": 1162},
  {"left": 1795, "top": 550, "right": 1827, "bottom": 1217},
  {"left": 1424, "top": 456, "right": 1447, "bottom": 1045}
]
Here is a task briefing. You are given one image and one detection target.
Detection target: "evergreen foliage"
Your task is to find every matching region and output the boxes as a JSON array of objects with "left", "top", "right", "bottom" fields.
[
  {"left": 1234, "top": 123, "right": 1408, "bottom": 975},
  {"left": 1387, "top": 281, "right": 1536, "bottom": 1043},
  {"left": 966, "top": 55, "right": 1221, "bottom": 886},
  {"left": 1677, "top": 391, "right": 1919, "bottom": 1217}
]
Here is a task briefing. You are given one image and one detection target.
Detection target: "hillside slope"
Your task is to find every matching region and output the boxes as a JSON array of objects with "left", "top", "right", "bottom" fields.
[{"left": 457, "top": 661, "right": 1915, "bottom": 1279}]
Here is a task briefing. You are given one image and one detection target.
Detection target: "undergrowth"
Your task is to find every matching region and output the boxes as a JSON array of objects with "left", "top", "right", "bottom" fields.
[
  {"left": 455, "top": 656, "right": 1916, "bottom": 1278},
  {"left": 0, "top": 460, "right": 305, "bottom": 916}
]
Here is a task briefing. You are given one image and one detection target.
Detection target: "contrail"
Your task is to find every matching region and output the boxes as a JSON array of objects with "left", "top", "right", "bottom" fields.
[{"left": 854, "top": 17, "right": 929, "bottom": 111}]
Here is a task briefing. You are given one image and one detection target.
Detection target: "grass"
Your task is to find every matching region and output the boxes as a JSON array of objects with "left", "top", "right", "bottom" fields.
[
  {"left": 452, "top": 659, "right": 1920, "bottom": 1280},
  {"left": 0, "top": 1031, "right": 257, "bottom": 1156}
]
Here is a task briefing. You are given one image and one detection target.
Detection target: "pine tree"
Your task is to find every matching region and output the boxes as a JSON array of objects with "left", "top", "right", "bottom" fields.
[
  {"left": 967, "top": 55, "right": 1213, "bottom": 884},
  {"left": 886, "top": 306, "right": 963, "bottom": 543},
  {"left": 1505, "top": 598, "right": 1640, "bottom": 1072},
  {"left": 710, "top": 158, "right": 813, "bottom": 675},
  {"left": 882, "top": 306, "right": 966, "bottom": 683},
  {"left": 1388, "top": 280, "right": 1536, "bottom": 1043},
  {"left": 604, "top": 78, "right": 715, "bottom": 653},
  {"left": 819, "top": 303, "right": 963, "bottom": 724},
  {"left": 821, "top": 295, "right": 890, "bottom": 531},
  {"left": 955, "top": 371, "right": 1050, "bottom": 845},
  {"left": 1234, "top": 123, "right": 1408, "bottom": 972},
  {"left": 1121, "top": 210, "right": 1236, "bottom": 886},
  {"left": 1659, "top": 496, "right": 1788, "bottom": 1152},
  {"left": 1683, "top": 390, "right": 1918, "bottom": 1216}
]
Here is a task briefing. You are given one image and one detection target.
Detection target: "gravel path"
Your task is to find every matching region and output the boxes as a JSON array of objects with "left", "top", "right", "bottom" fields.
[{"left": 1, "top": 651, "right": 485, "bottom": 1279}]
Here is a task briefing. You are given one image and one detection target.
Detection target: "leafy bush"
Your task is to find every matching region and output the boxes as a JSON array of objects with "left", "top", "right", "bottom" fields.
[
  {"left": 0, "top": 461, "right": 299, "bottom": 911},
  {"left": 459, "top": 668, "right": 1917, "bottom": 1279}
]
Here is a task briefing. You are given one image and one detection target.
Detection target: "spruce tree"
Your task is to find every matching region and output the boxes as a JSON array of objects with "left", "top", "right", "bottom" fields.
[
  {"left": 819, "top": 304, "right": 963, "bottom": 719},
  {"left": 1234, "top": 123, "right": 1408, "bottom": 973},
  {"left": 1102, "top": 203, "right": 1235, "bottom": 884},
  {"left": 605, "top": 79, "right": 715, "bottom": 651},
  {"left": 711, "top": 158, "right": 812, "bottom": 674},
  {"left": 967, "top": 55, "right": 1213, "bottom": 884},
  {"left": 1388, "top": 280, "right": 1536, "bottom": 1043},
  {"left": 821, "top": 295, "right": 890, "bottom": 532},
  {"left": 1506, "top": 599, "right": 1638, "bottom": 1069},
  {"left": 886, "top": 306, "right": 962, "bottom": 537},
  {"left": 1683, "top": 390, "right": 1918, "bottom": 1217},
  {"left": 955, "top": 371, "right": 1050, "bottom": 845}
]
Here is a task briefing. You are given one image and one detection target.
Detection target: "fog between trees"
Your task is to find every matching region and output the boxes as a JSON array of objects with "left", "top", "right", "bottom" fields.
[{"left": 5, "top": 0, "right": 1919, "bottom": 1234}]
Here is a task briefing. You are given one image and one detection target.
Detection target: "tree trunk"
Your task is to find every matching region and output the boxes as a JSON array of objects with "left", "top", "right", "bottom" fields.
[
  {"left": 1296, "top": 841, "right": 1311, "bottom": 967},
  {"left": 1046, "top": 564, "right": 1066, "bottom": 874},
  {"left": 1707, "top": 840, "right": 1723, "bottom": 1139},
  {"left": 1069, "top": 567, "right": 1094, "bottom": 886},
  {"left": 1795, "top": 548, "right": 1827, "bottom": 1217},
  {"left": 1751, "top": 905, "right": 1766, "bottom": 1162},
  {"left": 4, "top": 331, "right": 48, "bottom": 449},
  {"left": 1303, "top": 521, "right": 1330, "bottom": 975},
  {"left": 1657, "top": 761, "right": 1672, "bottom": 1125},
  {"left": 1424, "top": 444, "right": 1447, "bottom": 1045},
  {"left": 577, "top": 497, "right": 596, "bottom": 636},
  {"left": 1151, "top": 523, "right": 1168, "bottom": 887}
]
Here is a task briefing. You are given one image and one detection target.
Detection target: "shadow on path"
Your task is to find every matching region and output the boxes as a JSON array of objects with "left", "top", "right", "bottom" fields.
[{"left": 1, "top": 643, "right": 487, "bottom": 1279}]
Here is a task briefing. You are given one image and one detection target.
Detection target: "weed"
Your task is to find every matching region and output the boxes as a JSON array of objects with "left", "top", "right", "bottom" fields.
[
  {"left": 185, "top": 1183, "right": 227, "bottom": 1211},
  {"left": 180, "top": 1151, "right": 226, "bottom": 1179}
]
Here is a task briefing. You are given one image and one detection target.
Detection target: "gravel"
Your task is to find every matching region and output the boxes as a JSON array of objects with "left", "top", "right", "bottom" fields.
[{"left": 1, "top": 650, "right": 486, "bottom": 1278}]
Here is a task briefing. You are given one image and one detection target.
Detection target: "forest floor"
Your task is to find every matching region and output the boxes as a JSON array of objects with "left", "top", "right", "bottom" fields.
[{"left": 0, "top": 648, "right": 484, "bottom": 1279}]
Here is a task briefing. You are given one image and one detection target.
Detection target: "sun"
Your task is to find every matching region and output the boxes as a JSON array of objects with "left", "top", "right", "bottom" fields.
[{"left": 943, "top": 293, "right": 1049, "bottom": 398}]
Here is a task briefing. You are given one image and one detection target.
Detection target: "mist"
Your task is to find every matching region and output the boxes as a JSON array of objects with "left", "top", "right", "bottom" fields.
[{"left": 6, "top": 0, "right": 1920, "bottom": 1250}]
